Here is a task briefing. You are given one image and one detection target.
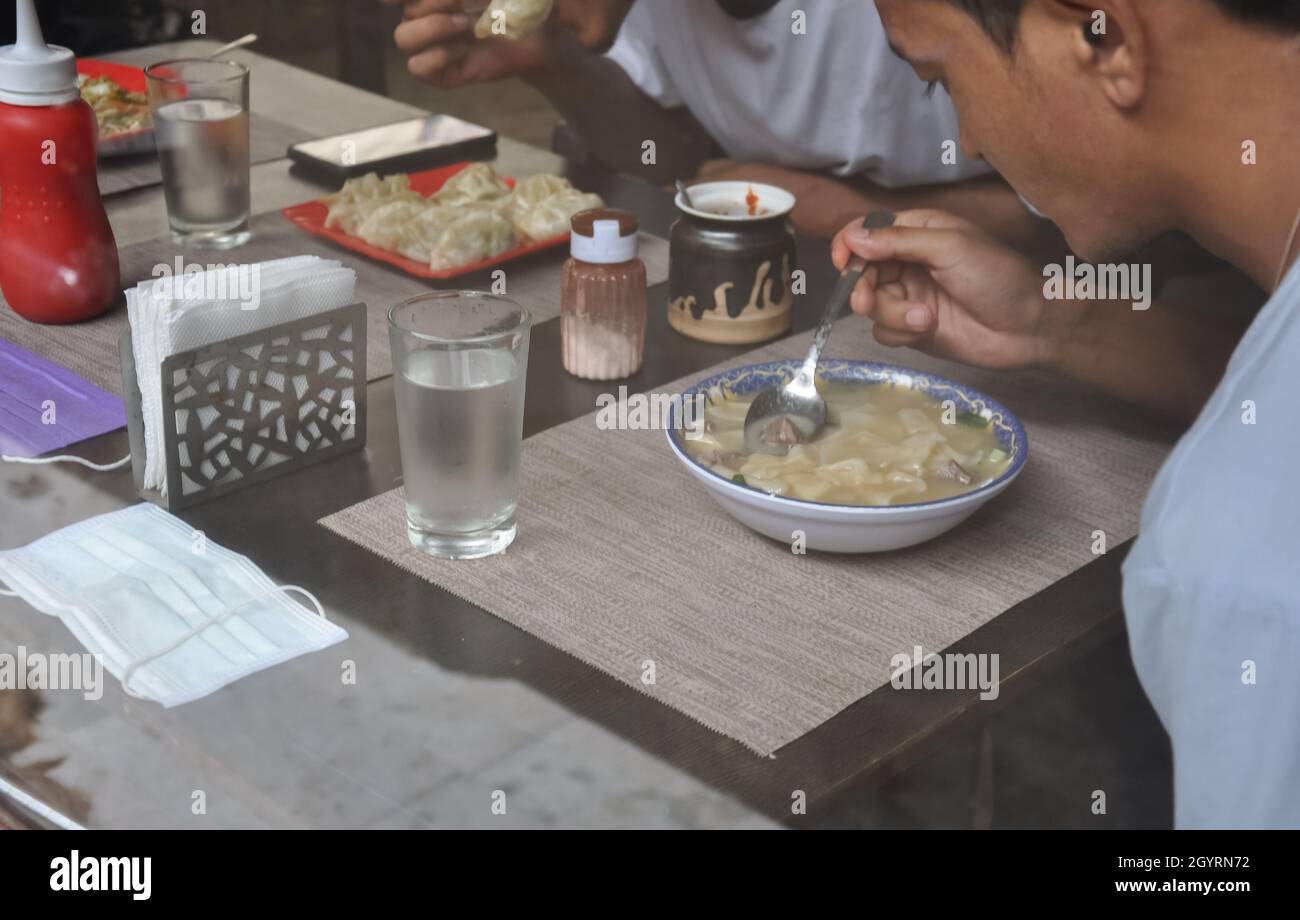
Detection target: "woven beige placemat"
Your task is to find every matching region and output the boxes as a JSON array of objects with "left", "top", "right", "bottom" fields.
[
  {"left": 97, "top": 113, "right": 313, "bottom": 197},
  {"left": 319, "top": 315, "right": 1176, "bottom": 756},
  {"left": 0, "top": 213, "right": 668, "bottom": 397}
]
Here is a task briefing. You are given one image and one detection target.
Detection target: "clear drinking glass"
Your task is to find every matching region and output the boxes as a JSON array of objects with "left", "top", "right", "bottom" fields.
[
  {"left": 144, "top": 59, "right": 251, "bottom": 249},
  {"left": 389, "top": 292, "right": 532, "bottom": 559}
]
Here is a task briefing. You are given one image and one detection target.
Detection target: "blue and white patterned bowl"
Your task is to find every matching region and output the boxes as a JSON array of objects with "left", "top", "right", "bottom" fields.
[{"left": 665, "top": 360, "right": 1029, "bottom": 553}]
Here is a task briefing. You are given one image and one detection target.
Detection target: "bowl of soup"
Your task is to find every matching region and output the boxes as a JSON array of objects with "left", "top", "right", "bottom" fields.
[{"left": 665, "top": 360, "right": 1028, "bottom": 553}]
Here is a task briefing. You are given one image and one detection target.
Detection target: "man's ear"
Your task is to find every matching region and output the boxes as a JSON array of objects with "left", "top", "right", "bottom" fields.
[{"left": 1047, "top": 0, "right": 1148, "bottom": 110}]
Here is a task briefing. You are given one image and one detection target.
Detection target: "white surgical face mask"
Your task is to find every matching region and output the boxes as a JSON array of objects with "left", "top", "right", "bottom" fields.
[{"left": 0, "top": 504, "right": 347, "bottom": 707}]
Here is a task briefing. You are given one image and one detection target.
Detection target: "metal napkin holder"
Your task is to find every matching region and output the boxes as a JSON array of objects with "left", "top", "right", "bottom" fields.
[{"left": 118, "top": 302, "right": 368, "bottom": 511}]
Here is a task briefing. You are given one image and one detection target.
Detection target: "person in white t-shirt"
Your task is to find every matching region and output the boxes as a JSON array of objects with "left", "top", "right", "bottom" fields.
[
  {"left": 384, "top": 0, "right": 1050, "bottom": 246},
  {"left": 833, "top": 0, "right": 1300, "bottom": 826}
]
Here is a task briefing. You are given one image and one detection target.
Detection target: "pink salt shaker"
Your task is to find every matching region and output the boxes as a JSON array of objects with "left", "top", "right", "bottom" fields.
[{"left": 561, "top": 208, "right": 647, "bottom": 380}]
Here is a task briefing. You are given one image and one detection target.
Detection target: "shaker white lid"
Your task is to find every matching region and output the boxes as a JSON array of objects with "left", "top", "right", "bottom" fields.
[
  {"left": 0, "top": 0, "right": 80, "bottom": 106},
  {"left": 570, "top": 209, "right": 639, "bottom": 264}
]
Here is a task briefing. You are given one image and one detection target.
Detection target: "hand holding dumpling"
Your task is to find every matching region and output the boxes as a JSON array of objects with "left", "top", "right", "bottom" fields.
[
  {"left": 474, "top": 0, "right": 555, "bottom": 40},
  {"left": 389, "top": 1, "right": 635, "bottom": 88}
]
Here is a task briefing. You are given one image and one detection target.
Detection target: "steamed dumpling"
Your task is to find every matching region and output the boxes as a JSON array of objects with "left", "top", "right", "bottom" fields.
[
  {"left": 329, "top": 173, "right": 410, "bottom": 206},
  {"left": 514, "top": 188, "right": 604, "bottom": 241},
  {"left": 316, "top": 167, "right": 601, "bottom": 270},
  {"left": 427, "top": 208, "right": 516, "bottom": 271},
  {"left": 474, "top": 0, "right": 554, "bottom": 40},
  {"left": 353, "top": 196, "right": 429, "bottom": 250},
  {"left": 324, "top": 173, "right": 412, "bottom": 234},
  {"left": 509, "top": 173, "right": 573, "bottom": 222},
  {"left": 433, "top": 162, "right": 512, "bottom": 208},
  {"left": 396, "top": 206, "right": 461, "bottom": 263}
]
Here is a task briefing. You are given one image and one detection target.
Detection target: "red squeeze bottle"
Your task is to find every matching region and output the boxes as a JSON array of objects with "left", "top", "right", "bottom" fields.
[{"left": 0, "top": 0, "right": 119, "bottom": 324}]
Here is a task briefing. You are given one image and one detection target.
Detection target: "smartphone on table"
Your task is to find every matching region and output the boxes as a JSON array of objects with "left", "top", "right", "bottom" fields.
[{"left": 288, "top": 116, "right": 497, "bottom": 183}]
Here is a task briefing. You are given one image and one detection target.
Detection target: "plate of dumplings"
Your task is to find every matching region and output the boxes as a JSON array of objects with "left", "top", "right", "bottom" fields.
[{"left": 282, "top": 162, "right": 604, "bottom": 279}]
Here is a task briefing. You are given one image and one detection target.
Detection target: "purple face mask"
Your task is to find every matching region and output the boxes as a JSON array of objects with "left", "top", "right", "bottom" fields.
[{"left": 0, "top": 338, "right": 126, "bottom": 458}]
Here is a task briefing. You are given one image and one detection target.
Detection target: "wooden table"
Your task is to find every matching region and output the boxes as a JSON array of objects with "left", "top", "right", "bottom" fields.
[{"left": 0, "top": 41, "right": 1148, "bottom": 829}]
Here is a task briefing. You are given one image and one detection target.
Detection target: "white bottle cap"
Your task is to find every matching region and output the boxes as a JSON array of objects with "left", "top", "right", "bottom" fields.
[
  {"left": 0, "top": 0, "right": 80, "bottom": 106},
  {"left": 570, "top": 209, "right": 639, "bottom": 264}
]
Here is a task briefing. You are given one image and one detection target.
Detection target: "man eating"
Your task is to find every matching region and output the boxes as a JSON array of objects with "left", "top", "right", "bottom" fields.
[
  {"left": 384, "top": 0, "right": 1050, "bottom": 246},
  {"left": 833, "top": 0, "right": 1300, "bottom": 827}
]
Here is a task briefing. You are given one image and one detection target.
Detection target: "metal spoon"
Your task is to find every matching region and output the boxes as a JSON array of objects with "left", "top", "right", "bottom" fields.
[
  {"left": 675, "top": 180, "right": 697, "bottom": 210},
  {"left": 743, "top": 209, "right": 896, "bottom": 455}
]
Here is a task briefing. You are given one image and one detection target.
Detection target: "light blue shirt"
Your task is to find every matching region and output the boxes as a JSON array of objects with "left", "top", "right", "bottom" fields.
[{"left": 1123, "top": 261, "right": 1300, "bottom": 828}]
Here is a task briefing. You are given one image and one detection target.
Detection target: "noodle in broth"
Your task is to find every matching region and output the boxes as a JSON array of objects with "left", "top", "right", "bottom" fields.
[{"left": 685, "top": 381, "right": 1013, "bottom": 507}]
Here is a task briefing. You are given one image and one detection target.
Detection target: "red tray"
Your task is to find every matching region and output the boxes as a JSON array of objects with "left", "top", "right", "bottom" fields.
[
  {"left": 281, "top": 163, "right": 570, "bottom": 280},
  {"left": 77, "top": 59, "right": 155, "bottom": 156},
  {"left": 79, "top": 58, "right": 147, "bottom": 93}
]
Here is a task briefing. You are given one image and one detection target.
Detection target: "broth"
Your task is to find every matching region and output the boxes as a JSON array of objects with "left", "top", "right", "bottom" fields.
[
  {"left": 685, "top": 381, "right": 1013, "bottom": 506},
  {"left": 702, "top": 185, "right": 771, "bottom": 217}
]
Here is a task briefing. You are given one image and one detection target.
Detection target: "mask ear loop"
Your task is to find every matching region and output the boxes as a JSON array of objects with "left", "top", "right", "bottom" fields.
[
  {"left": 1, "top": 453, "right": 132, "bottom": 471},
  {"left": 120, "top": 584, "right": 328, "bottom": 700}
]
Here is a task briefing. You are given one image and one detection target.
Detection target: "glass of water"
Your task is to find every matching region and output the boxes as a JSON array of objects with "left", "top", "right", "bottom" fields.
[
  {"left": 389, "top": 292, "right": 532, "bottom": 559},
  {"left": 144, "top": 59, "right": 251, "bottom": 249}
]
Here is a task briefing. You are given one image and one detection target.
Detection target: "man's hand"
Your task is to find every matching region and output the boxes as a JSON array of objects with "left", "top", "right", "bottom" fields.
[
  {"left": 833, "top": 210, "right": 1250, "bottom": 421},
  {"left": 386, "top": 0, "right": 632, "bottom": 88},
  {"left": 831, "top": 210, "right": 1071, "bottom": 371}
]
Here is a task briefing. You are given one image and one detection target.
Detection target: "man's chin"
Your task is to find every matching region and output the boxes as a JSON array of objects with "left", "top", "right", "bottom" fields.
[
  {"left": 1061, "top": 228, "right": 1138, "bottom": 266},
  {"left": 1024, "top": 201, "right": 1110, "bottom": 261},
  {"left": 1019, "top": 184, "right": 1154, "bottom": 263}
]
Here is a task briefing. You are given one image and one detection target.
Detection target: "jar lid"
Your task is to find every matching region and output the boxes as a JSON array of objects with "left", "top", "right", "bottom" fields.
[{"left": 571, "top": 208, "right": 639, "bottom": 264}]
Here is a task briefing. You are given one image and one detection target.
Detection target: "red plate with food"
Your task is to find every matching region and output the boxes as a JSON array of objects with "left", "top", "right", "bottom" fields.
[
  {"left": 281, "top": 162, "right": 603, "bottom": 280},
  {"left": 77, "top": 59, "right": 154, "bottom": 156}
]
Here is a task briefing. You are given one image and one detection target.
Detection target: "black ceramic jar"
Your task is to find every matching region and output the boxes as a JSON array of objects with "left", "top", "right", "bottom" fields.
[{"left": 668, "top": 181, "right": 798, "bottom": 345}]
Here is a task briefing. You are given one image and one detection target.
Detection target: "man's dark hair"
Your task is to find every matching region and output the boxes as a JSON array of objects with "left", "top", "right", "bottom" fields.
[{"left": 948, "top": 0, "right": 1300, "bottom": 52}]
